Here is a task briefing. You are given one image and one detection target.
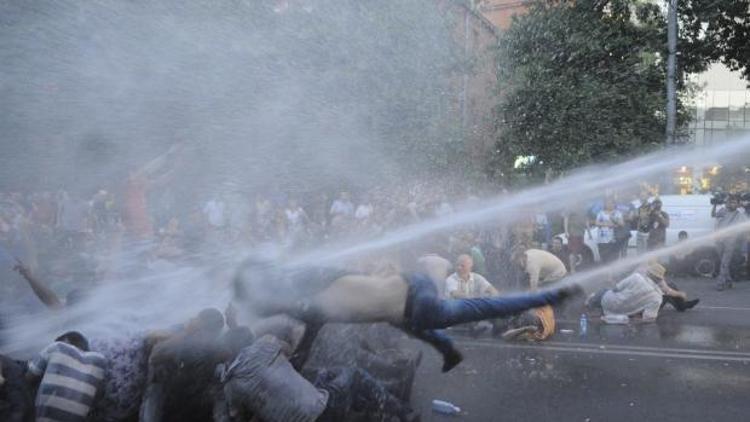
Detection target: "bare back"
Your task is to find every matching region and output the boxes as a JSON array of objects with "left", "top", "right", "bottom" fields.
[{"left": 309, "top": 274, "right": 408, "bottom": 324}]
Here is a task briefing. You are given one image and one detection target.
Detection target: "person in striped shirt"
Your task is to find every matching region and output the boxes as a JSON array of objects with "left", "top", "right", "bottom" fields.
[{"left": 26, "top": 331, "right": 107, "bottom": 422}]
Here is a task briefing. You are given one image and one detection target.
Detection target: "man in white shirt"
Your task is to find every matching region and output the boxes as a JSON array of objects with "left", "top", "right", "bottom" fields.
[{"left": 445, "top": 255, "right": 498, "bottom": 299}]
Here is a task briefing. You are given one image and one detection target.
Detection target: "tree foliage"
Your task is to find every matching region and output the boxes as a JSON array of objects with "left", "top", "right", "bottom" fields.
[
  {"left": 492, "top": 0, "right": 683, "bottom": 179},
  {"left": 678, "top": 0, "right": 750, "bottom": 81}
]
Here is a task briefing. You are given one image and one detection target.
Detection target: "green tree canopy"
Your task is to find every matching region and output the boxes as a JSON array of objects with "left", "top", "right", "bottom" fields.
[
  {"left": 492, "top": 0, "right": 682, "bottom": 179},
  {"left": 678, "top": 0, "right": 750, "bottom": 81}
]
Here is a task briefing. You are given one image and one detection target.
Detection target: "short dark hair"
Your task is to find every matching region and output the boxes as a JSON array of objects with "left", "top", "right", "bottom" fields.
[
  {"left": 195, "top": 308, "right": 225, "bottom": 333},
  {"left": 678, "top": 230, "right": 688, "bottom": 238},
  {"left": 55, "top": 331, "right": 90, "bottom": 352}
]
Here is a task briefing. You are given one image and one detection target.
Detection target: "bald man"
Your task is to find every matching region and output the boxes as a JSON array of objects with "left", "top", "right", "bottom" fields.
[
  {"left": 445, "top": 255, "right": 498, "bottom": 299},
  {"left": 235, "top": 259, "right": 581, "bottom": 372}
]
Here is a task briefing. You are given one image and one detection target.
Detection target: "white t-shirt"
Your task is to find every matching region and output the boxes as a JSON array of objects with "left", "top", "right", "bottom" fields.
[
  {"left": 602, "top": 272, "right": 663, "bottom": 320},
  {"left": 445, "top": 272, "right": 497, "bottom": 299},
  {"left": 596, "top": 209, "right": 622, "bottom": 244}
]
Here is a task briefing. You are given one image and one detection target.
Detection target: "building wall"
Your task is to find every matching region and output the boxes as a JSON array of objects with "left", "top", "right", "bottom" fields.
[
  {"left": 476, "top": 0, "right": 531, "bottom": 30},
  {"left": 437, "top": 0, "right": 501, "bottom": 168},
  {"left": 687, "top": 64, "right": 750, "bottom": 146}
]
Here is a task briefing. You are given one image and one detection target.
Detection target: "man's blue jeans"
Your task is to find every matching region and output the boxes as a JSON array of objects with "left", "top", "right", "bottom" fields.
[
  {"left": 402, "top": 273, "right": 565, "bottom": 360},
  {"left": 405, "top": 273, "right": 565, "bottom": 329}
]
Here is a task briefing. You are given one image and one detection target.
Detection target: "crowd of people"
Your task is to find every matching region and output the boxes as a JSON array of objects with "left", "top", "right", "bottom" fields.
[{"left": 1, "top": 149, "right": 738, "bottom": 421}]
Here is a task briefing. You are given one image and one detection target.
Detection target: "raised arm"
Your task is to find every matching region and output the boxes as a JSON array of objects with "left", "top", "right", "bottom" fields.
[
  {"left": 133, "top": 142, "right": 185, "bottom": 180},
  {"left": 13, "top": 260, "right": 63, "bottom": 309}
]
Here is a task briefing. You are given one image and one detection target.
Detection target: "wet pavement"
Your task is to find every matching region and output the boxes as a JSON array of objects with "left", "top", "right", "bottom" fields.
[{"left": 410, "top": 277, "right": 750, "bottom": 422}]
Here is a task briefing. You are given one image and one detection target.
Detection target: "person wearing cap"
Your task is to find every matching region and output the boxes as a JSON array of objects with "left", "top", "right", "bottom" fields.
[
  {"left": 651, "top": 263, "right": 700, "bottom": 312},
  {"left": 589, "top": 262, "right": 696, "bottom": 322}
]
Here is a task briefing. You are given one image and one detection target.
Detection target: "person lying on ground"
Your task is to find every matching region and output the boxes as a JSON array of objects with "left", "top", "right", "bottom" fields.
[
  {"left": 499, "top": 305, "right": 556, "bottom": 342},
  {"left": 26, "top": 331, "right": 107, "bottom": 422},
  {"left": 214, "top": 315, "right": 419, "bottom": 422},
  {"left": 0, "top": 354, "right": 34, "bottom": 422},
  {"left": 234, "top": 259, "right": 582, "bottom": 372}
]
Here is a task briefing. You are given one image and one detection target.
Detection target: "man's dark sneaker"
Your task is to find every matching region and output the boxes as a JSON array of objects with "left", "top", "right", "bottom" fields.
[
  {"left": 682, "top": 298, "right": 699, "bottom": 310},
  {"left": 442, "top": 348, "right": 463, "bottom": 373}
]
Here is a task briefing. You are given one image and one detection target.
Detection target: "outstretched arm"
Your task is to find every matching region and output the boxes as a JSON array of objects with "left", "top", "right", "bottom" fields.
[{"left": 14, "top": 260, "right": 63, "bottom": 309}]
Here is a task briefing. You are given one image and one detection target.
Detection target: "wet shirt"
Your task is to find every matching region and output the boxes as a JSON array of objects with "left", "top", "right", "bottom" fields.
[
  {"left": 601, "top": 273, "right": 662, "bottom": 320},
  {"left": 524, "top": 249, "right": 567, "bottom": 290},
  {"left": 222, "top": 335, "right": 328, "bottom": 422},
  {"left": 89, "top": 335, "right": 149, "bottom": 422},
  {"left": 445, "top": 272, "right": 496, "bottom": 299},
  {"left": 596, "top": 210, "right": 623, "bottom": 244},
  {"left": 28, "top": 342, "right": 106, "bottom": 422}
]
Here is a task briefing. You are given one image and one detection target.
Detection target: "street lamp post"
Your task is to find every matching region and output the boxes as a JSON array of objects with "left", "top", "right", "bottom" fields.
[{"left": 666, "top": 0, "right": 678, "bottom": 144}]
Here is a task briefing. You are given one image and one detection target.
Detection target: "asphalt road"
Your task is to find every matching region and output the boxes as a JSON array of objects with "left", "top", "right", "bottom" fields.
[{"left": 410, "top": 277, "right": 750, "bottom": 422}]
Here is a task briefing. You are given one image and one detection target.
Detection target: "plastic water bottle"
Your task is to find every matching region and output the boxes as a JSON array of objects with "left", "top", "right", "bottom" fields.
[
  {"left": 432, "top": 399, "right": 461, "bottom": 415},
  {"left": 579, "top": 314, "right": 588, "bottom": 337}
]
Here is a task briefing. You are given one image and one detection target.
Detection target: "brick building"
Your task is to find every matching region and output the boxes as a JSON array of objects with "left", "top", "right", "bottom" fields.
[{"left": 476, "top": 0, "right": 531, "bottom": 30}]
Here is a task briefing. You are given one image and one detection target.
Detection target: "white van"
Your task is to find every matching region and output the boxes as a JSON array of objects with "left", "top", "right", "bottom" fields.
[{"left": 558, "top": 195, "right": 717, "bottom": 274}]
